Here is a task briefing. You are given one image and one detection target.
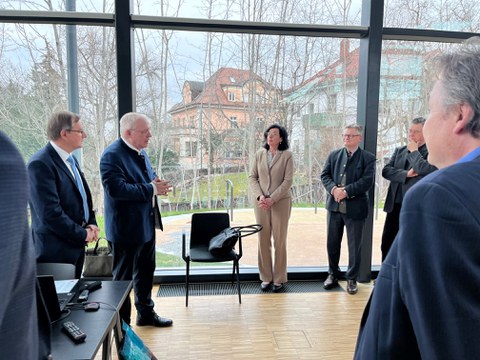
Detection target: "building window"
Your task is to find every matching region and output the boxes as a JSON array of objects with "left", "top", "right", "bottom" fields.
[
  {"left": 308, "top": 103, "right": 315, "bottom": 114},
  {"left": 328, "top": 94, "right": 337, "bottom": 112},
  {"left": 185, "top": 141, "right": 197, "bottom": 157},
  {"left": 228, "top": 91, "right": 235, "bottom": 101},
  {"left": 229, "top": 116, "right": 238, "bottom": 128}
]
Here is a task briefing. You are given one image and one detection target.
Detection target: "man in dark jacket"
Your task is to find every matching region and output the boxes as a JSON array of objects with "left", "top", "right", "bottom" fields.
[
  {"left": 100, "top": 112, "right": 172, "bottom": 327},
  {"left": 380, "top": 116, "right": 437, "bottom": 260},
  {"left": 320, "top": 124, "right": 376, "bottom": 295},
  {"left": 28, "top": 111, "right": 99, "bottom": 278}
]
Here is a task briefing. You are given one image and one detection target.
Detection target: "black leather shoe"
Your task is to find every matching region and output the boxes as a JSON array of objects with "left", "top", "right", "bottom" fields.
[
  {"left": 347, "top": 280, "right": 358, "bottom": 295},
  {"left": 136, "top": 313, "right": 173, "bottom": 327},
  {"left": 323, "top": 274, "right": 339, "bottom": 290},
  {"left": 260, "top": 282, "right": 271, "bottom": 291},
  {"left": 272, "top": 283, "right": 284, "bottom": 293}
]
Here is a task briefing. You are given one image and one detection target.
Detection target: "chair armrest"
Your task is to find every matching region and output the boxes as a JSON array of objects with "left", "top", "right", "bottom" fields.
[{"left": 237, "top": 235, "right": 243, "bottom": 258}]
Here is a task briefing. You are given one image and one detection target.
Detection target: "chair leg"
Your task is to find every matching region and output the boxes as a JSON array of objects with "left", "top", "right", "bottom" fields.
[
  {"left": 185, "top": 260, "right": 190, "bottom": 307},
  {"left": 235, "top": 260, "right": 241, "bottom": 304},
  {"left": 231, "top": 261, "right": 236, "bottom": 285}
]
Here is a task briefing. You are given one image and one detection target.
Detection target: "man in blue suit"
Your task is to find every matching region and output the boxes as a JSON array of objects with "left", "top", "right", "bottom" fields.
[
  {"left": 355, "top": 37, "right": 480, "bottom": 359},
  {"left": 100, "top": 112, "right": 172, "bottom": 327},
  {"left": 28, "top": 111, "right": 99, "bottom": 278},
  {"left": 380, "top": 116, "right": 437, "bottom": 260},
  {"left": 0, "top": 131, "right": 52, "bottom": 359},
  {"left": 321, "top": 124, "right": 376, "bottom": 295}
]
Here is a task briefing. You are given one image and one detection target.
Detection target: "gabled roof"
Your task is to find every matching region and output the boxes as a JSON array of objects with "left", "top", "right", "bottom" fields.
[
  {"left": 284, "top": 45, "right": 360, "bottom": 101},
  {"left": 284, "top": 41, "right": 425, "bottom": 102},
  {"left": 169, "top": 67, "right": 271, "bottom": 113},
  {"left": 187, "top": 81, "right": 204, "bottom": 100}
]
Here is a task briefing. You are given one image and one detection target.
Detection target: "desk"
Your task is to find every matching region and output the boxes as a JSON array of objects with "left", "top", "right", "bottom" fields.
[{"left": 51, "top": 280, "right": 132, "bottom": 360}]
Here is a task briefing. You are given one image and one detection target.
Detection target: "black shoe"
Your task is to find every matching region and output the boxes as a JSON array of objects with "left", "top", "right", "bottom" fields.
[
  {"left": 347, "top": 280, "right": 358, "bottom": 295},
  {"left": 136, "top": 313, "right": 173, "bottom": 327},
  {"left": 272, "top": 283, "right": 284, "bottom": 293},
  {"left": 260, "top": 282, "right": 271, "bottom": 291},
  {"left": 323, "top": 274, "right": 339, "bottom": 290}
]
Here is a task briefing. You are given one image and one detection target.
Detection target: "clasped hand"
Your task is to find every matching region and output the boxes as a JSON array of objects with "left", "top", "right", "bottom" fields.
[
  {"left": 332, "top": 187, "right": 348, "bottom": 203},
  {"left": 85, "top": 225, "right": 100, "bottom": 243},
  {"left": 258, "top": 195, "right": 274, "bottom": 211},
  {"left": 153, "top": 177, "right": 172, "bottom": 196}
]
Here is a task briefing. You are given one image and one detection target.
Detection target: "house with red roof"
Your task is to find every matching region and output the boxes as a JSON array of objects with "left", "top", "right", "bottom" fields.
[{"left": 168, "top": 67, "right": 283, "bottom": 171}]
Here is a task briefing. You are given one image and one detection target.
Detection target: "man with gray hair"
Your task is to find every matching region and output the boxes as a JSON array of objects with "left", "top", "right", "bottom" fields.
[
  {"left": 355, "top": 37, "right": 480, "bottom": 358},
  {"left": 100, "top": 112, "right": 172, "bottom": 327},
  {"left": 320, "top": 124, "right": 376, "bottom": 295},
  {"left": 380, "top": 116, "right": 437, "bottom": 261}
]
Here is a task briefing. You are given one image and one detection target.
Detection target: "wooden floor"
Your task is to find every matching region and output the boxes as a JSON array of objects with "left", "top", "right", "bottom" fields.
[{"left": 103, "top": 281, "right": 373, "bottom": 360}]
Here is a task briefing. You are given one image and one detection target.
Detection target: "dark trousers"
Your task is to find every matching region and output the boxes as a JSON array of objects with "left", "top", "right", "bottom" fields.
[
  {"left": 110, "top": 238, "right": 156, "bottom": 325},
  {"left": 74, "top": 250, "right": 85, "bottom": 279},
  {"left": 326, "top": 211, "right": 365, "bottom": 280},
  {"left": 380, "top": 202, "right": 402, "bottom": 262}
]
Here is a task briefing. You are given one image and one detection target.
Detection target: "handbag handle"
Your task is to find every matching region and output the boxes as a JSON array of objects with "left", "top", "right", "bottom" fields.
[
  {"left": 89, "top": 237, "right": 112, "bottom": 255},
  {"left": 230, "top": 224, "right": 262, "bottom": 238}
]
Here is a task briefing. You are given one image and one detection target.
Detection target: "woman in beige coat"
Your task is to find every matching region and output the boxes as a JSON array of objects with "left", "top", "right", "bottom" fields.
[{"left": 249, "top": 124, "right": 293, "bottom": 292}]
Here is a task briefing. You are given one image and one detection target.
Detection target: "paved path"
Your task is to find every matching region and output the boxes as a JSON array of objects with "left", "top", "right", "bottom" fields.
[{"left": 157, "top": 208, "right": 385, "bottom": 268}]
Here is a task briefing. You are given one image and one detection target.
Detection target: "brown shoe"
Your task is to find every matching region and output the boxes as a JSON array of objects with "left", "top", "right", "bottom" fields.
[
  {"left": 323, "top": 274, "right": 339, "bottom": 290},
  {"left": 347, "top": 280, "right": 358, "bottom": 295}
]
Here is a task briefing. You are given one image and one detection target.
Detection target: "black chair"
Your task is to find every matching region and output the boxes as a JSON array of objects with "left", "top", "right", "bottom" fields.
[
  {"left": 36, "top": 262, "right": 76, "bottom": 280},
  {"left": 182, "top": 212, "right": 242, "bottom": 307}
]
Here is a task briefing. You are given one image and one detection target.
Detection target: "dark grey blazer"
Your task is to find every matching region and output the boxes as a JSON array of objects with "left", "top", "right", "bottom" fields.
[
  {"left": 382, "top": 143, "right": 437, "bottom": 213},
  {"left": 0, "top": 131, "right": 51, "bottom": 359},
  {"left": 321, "top": 147, "right": 376, "bottom": 220}
]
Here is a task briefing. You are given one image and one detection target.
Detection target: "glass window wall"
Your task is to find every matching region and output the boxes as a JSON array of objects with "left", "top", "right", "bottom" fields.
[
  {"left": 1, "top": 1, "right": 477, "bottom": 276},
  {"left": 0, "top": 22, "right": 117, "bottom": 216}
]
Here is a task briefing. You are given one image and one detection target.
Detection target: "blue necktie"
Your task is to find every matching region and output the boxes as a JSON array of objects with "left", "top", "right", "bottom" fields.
[
  {"left": 140, "top": 149, "right": 155, "bottom": 181},
  {"left": 67, "top": 155, "right": 90, "bottom": 222}
]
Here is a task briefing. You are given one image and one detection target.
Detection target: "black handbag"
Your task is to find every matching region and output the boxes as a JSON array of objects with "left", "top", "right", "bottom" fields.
[
  {"left": 82, "top": 238, "right": 113, "bottom": 277},
  {"left": 208, "top": 224, "right": 262, "bottom": 257},
  {"left": 208, "top": 227, "right": 240, "bottom": 257}
]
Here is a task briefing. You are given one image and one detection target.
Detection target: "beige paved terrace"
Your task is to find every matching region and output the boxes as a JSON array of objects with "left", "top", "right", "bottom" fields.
[{"left": 158, "top": 208, "right": 385, "bottom": 270}]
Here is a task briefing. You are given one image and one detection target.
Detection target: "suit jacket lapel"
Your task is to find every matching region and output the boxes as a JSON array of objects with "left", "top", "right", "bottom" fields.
[
  {"left": 46, "top": 144, "right": 87, "bottom": 201},
  {"left": 46, "top": 144, "right": 77, "bottom": 185}
]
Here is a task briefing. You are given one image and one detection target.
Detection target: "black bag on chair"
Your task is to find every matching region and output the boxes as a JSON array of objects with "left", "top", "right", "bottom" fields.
[
  {"left": 208, "top": 224, "right": 262, "bottom": 258},
  {"left": 208, "top": 227, "right": 240, "bottom": 257},
  {"left": 83, "top": 238, "right": 113, "bottom": 277}
]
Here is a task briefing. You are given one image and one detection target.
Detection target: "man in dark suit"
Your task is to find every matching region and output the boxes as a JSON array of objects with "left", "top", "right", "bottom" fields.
[
  {"left": 380, "top": 116, "right": 437, "bottom": 261},
  {"left": 321, "top": 124, "right": 376, "bottom": 295},
  {"left": 355, "top": 37, "right": 480, "bottom": 359},
  {"left": 28, "top": 111, "right": 99, "bottom": 279},
  {"left": 100, "top": 112, "right": 172, "bottom": 327},
  {"left": 0, "top": 131, "right": 51, "bottom": 359}
]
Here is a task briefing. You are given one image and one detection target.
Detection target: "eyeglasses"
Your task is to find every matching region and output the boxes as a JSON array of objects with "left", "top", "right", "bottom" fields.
[
  {"left": 342, "top": 134, "right": 360, "bottom": 139},
  {"left": 67, "top": 129, "right": 86, "bottom": 135}
]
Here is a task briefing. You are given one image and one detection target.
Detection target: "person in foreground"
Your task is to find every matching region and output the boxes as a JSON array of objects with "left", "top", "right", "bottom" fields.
[
  {"left": 380, "top": 116, "right": 437, "bottom": 261},
  {"left": 100, "top": 112, "right": 172, "bottom": 327},
  {"left": 28, "top": 111, "right": 99, "bottom": 279},
  {"left": 249, "top": 124, "right": 293, "bottom": 293},
  {"left": 355, "top": 37, "right": 480, "bottom": 359},
  {"left": 0, "top": 131, "right": 51, "bottom": 359},
  {"left": 320, "top": 124, "right": 376, "bottom": 295}
]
